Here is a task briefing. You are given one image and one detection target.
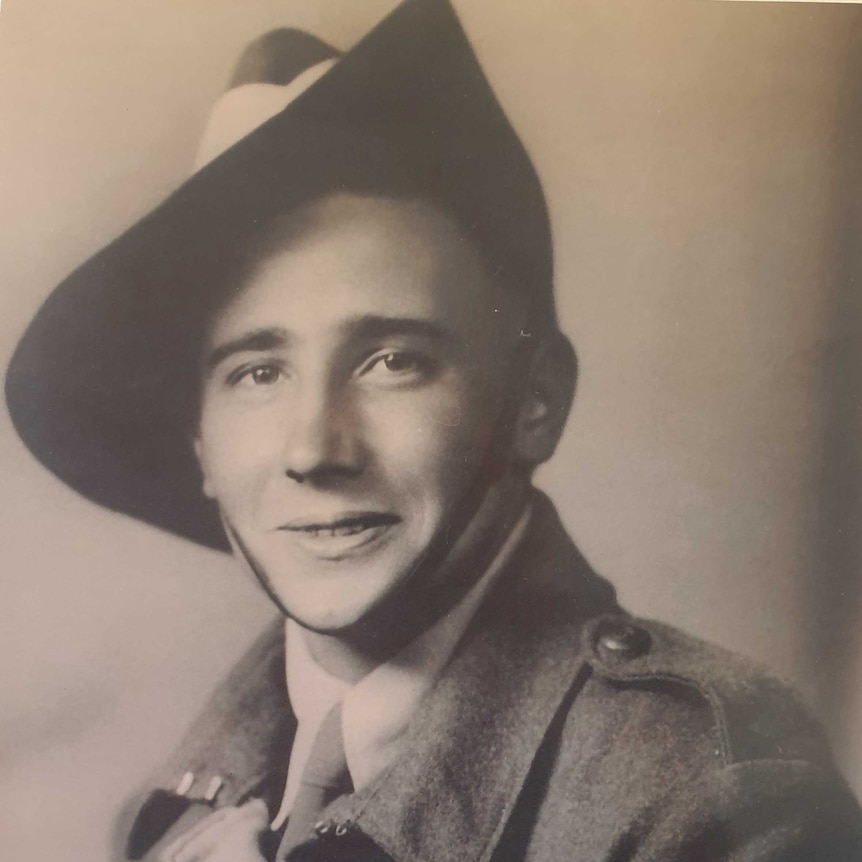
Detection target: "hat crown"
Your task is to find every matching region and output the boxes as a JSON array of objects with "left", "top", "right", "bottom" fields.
[
  {"left": 229, "top": 29, "right": 340, "bottom": 89},
  {"left": 194, "top": 29, "right": 339, "bottom": 169}
]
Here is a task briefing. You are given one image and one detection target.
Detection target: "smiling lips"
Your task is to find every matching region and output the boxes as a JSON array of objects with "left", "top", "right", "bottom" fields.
[{"left": 276, "top": 512, "right": 400, "bottom": 558}]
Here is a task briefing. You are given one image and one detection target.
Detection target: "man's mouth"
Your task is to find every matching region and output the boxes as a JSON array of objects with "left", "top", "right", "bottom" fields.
[
  {"left": 275, "top": 512, "right": 400, "bottom": 558},
  {"left": 279, "top": 512, "right": 400, "bottom": 534}
]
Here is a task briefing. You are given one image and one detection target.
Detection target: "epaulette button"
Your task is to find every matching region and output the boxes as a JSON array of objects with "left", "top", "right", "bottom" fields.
[{"left": 596, "top": 619, "right": 651, "bottom": 662}]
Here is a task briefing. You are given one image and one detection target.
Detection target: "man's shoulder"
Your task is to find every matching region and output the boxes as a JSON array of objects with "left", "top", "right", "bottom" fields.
[
  {"left": 485, "top": 493, "right": 834, "bottom": 772},
  {"left": 513, "top": 610, "right": 862, "bottom": 860},
  {"left": 572, "top": 611, "right": 832, "bottom": 769}
]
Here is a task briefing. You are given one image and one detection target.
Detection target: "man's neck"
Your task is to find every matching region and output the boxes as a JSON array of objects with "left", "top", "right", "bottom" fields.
[{"left": 300, "top": 628, "right": 382, "bottom": 684}]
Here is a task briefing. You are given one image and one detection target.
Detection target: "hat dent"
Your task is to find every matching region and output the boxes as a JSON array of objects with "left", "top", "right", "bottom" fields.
[{"left": 195, "top": 61, "right": 337, "bottom": 169}]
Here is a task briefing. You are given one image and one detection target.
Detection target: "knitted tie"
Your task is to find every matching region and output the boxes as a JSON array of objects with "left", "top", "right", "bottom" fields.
[{"left": 276, "top": 702, "right": 352, "bottom": 859}]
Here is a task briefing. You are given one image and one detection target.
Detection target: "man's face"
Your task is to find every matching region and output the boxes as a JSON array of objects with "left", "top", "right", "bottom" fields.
[{"left": 195, "top": 195, "right": 525, "bottom": 634}]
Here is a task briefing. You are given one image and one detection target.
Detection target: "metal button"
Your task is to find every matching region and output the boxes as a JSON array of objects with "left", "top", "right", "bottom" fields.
[
  {"left": 314, "top": 820, "right": 333, "bottom": 837},
  {"left": 595, "top": 619, "right": 651, "bottom": 661}
]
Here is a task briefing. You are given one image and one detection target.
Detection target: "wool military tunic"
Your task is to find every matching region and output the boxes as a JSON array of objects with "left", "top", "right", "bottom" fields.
[{"left": 121, "top": 493, "right": 862, "bottom": 862}]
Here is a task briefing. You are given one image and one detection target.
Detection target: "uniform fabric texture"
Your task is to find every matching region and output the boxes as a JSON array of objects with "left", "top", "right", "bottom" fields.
[{"left": 120, "top": 493, "right": 862, "bottom": 861}]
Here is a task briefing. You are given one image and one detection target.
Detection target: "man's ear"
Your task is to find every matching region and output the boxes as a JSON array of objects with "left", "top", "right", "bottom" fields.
[
  {"left": 511, "top": 332, "right": 577, "bottom": 467},
  {"left": 192, "top": 436, "right": 216, "bottom": 500}
]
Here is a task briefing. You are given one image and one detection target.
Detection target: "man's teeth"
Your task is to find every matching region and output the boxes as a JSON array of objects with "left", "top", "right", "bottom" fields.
[{"left": 305, "top": 522, "right": 370, "bottom": 538}]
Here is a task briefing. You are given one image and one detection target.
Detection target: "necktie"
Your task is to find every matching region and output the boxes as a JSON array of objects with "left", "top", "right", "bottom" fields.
[{"left": 276, "top": 702, "right": 352, "bottom": 859}]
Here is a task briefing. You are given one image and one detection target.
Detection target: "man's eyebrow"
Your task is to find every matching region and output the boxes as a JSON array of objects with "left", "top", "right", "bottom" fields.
[
  {"left": 205, "top": 327, "right": 291, "bottom": 371},
  {"left": 344, "top": 315, "right": 454, "bottom": 343}
]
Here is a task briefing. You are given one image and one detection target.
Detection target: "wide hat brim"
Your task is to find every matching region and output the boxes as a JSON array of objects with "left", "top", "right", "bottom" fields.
[{"left": 5, "top": 0, "right": 552, "bottom": 552}]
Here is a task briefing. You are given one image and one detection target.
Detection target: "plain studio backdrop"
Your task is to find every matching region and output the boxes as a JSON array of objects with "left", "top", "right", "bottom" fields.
[{"left": 0, "top": 1, "right": 860, "bottom": 858}]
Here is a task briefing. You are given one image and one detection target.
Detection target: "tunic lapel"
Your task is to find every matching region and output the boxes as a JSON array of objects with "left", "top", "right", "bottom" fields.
[{"left": 127, "top": 622, "right": 296, "bottom": 859}]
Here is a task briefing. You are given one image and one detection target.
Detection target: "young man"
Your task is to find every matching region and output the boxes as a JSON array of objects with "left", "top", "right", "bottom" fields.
[{"left": 6, "top": 1, "right": 862, "bottom": 860}]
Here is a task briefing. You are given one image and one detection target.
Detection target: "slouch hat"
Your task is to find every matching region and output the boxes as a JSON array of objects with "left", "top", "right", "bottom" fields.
[{"left": 5, "top": 0, "right": 552, "bottom": 550}]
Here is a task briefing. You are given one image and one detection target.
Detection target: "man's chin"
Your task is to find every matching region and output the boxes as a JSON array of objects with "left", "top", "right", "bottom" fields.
[
  {"left": 282, "top": 607, "right": 366, "bottom": 636},
  {"left": 249, "top": 564, "right": 407, "bottom": 629},
  {"left": 280, "top": 591, "right": 420, "bottom": 650}
]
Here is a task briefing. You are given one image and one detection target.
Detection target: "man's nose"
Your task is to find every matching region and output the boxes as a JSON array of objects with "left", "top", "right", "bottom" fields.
[{"left": 282, "top": 379, "right": 364, "bottom": 484}]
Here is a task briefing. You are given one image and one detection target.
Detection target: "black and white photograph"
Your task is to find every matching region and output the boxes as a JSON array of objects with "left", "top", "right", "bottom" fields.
[{"left": 1, "top": 1, "right": 861, "bottom": 859}]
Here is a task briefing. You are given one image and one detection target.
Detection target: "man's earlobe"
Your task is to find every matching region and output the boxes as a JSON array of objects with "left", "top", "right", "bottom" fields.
[{"left": 512, "top": 333, "right": 577, "bottom": 467}]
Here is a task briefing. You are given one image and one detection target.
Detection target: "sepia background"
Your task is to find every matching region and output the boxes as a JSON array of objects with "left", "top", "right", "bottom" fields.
[{"left": 1, "top": 1, "right": 860, "bottom": 858}]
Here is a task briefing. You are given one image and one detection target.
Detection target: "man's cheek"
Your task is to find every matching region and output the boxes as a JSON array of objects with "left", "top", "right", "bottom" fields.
[
  {"left": 411, "top": 430, "right": 489, "bottom": 501},
  {"left": 203, "top": 455, "right": 265, "bottom": 522}
]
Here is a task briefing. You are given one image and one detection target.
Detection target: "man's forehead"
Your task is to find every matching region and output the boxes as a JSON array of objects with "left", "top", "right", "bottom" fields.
[
  {"left": 227, "top": 194, "right": 507, "bottom": 303},
  {"left": 204, "top": 193, "right": 524, "bottom": 356}
]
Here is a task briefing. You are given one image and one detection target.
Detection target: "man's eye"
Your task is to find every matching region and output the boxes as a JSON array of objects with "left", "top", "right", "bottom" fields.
[
  {"left": 360, "top": 350, "right": 433, "bottom": 385},
  {"left": 380, "top": 352, "right": 418, "bottom": 373},
  {"left": 230, "top": 364, "right": 283, "bottom": 387},
  {"left": 365, "top": 350, "right": 428, "bottom": 377}
]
